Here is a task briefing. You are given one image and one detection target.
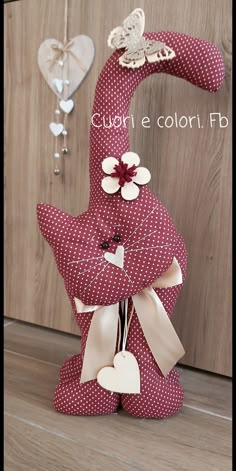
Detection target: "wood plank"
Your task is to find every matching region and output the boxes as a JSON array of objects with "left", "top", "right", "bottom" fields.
[
  {"left": 178, "top": 366, "right": 232, "bottom": 418},
  {"left": 5, "top": 414, "right": 139, "bottom": 471},
  {"left": 4, "top": 318, "right": 15, "bottom": 327},
  {"left": 4, "top": 321, "right": 232, "bottom": 417},
  {"left": 4, "top": 352, "right": 232, "bottom": 471},
  {"left": 4, "top": 321, "right": 81, "bottom": 366}
]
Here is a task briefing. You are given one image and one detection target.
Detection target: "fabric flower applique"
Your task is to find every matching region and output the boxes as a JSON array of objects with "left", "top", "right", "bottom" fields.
[{"left": 101, "top": 152, "right": 151, "bottom": 201}]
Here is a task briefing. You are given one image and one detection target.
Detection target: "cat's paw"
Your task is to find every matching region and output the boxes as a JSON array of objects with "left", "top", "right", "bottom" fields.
[
  {"left": 59, "top": 354, "right": 82, "bottom": 383},
  {"left": 121, "top": 371, "right": 184, "bottom": 419},
  {"left": 53, "top": 377, "right": 120, "bottom": 416}
]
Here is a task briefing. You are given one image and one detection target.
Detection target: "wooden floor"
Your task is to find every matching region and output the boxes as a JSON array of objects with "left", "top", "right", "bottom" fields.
[{"left": 4, "top": 318, "right": 232, "bottom": 471}]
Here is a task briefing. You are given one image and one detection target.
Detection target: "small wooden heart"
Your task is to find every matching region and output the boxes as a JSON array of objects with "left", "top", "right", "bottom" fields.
[
  {"left": 97, "top": 351, "right": 140, "bottom": 394},
  {"left": 53, "top": 78, "right": 64, "bottom": 93},
  {"left": 38, "top": 35, "right": 95, "bottom": 100},
  {"left": 59, "top": 99, "right": 74, "bottom": 114},
  {"left": 49, "top": 122, "right": 64, "bottom": 136}
]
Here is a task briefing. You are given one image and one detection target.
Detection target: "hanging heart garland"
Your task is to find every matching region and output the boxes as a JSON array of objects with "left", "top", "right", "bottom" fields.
[{"left": 38, "top": 0, "right": 95, "bottom": 176}]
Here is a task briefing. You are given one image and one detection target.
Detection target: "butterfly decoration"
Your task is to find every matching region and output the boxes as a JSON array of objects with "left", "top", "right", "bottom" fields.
[{"left": 107, "top": 8, "right": 176, "bottom": 68}]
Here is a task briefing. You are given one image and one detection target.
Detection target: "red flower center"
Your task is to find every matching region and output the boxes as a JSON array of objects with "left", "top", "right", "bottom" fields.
[{"left": 111, "top": 161, "right": 137, "bottom": 187}]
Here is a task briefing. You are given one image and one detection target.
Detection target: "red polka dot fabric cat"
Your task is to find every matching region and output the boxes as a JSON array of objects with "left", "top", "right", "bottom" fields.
[{"left": 37, "top": 22, "right": 224, "bottom": 419}]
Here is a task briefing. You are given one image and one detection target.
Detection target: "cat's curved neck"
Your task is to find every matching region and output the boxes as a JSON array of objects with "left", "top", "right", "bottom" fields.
[{"left": 88, "top": 31, "right": 224, "bottom": 207}]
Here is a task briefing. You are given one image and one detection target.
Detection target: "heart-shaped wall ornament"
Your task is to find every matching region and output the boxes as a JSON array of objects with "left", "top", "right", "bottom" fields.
[
  {"left": 49, "top": 122, "right": 64, "bottom": 136},
  {"left": 97, "top": 351, "right": 141, "bottom": 394},
  {"left": 59, "top": 99, "right": 74, "bottom": 114},
  {"left": 38, "top": 35, "right": 95, "bottom": 100},
  {"left": 38, "top": 32, "right": 95, "bottom": 176}
]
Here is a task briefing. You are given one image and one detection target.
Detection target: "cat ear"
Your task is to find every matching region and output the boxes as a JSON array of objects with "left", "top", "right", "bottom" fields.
[{"left": 37, "top": 203, "right": 73, "bottom": 247}]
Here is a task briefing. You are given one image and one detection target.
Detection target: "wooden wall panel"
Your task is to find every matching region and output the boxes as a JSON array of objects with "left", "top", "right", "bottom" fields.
[{"left": 4, "top": 0, "right": 232, "bottom": 375}]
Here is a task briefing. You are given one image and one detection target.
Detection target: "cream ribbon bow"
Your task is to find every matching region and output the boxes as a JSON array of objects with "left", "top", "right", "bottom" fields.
[
  {"left": 48, "top": 40, "right": 87, "bottom": 72},
  {"left": 74, "top": 257, "right": 185, "bottom": 383}
]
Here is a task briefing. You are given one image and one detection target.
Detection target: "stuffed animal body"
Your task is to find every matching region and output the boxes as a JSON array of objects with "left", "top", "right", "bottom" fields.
[{"left": 37, "top": 12, "right": 224, "bottom": 418}]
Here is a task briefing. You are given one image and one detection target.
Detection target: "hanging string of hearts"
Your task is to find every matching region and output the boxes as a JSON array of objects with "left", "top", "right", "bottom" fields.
[
  {"left": 38, "top": 0, "right": 95, "bottom": 176},
  {"left": 50, "top": 0, "right": 71, "bottom": 175}
]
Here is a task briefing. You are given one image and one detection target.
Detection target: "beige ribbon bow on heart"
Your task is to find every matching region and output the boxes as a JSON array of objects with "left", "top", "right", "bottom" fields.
[
  {"left": 48, "top": 40, "right": 87, "bottom": 72},
  {"left": 74, "top": 257, "right": 185, "bottom": 383}
]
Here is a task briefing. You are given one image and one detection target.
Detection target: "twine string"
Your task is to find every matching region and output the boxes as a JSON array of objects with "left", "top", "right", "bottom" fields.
[
  {"left": 117, "top": 301, "right": 135, "bottom": 353},
  {"left": 48, "top": 0, "right": 86, "bottom": 73},
  {"left": 64, "top": 0, "right": 68, "bottom": 44},
  {"left": 63, "top": 113, "right": 67, "bottom": 149},
  {"left": 54, "top": 97, "right": 60, "bottom": 172}
]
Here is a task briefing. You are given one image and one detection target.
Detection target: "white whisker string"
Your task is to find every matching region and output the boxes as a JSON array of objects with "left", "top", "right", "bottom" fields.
[
  {"left": 76, "top": 259, "right": 106, "bottom": 277},
  {"left": 123, "top": 205, "right": 158, "bottom": 246},
  {"left": 125, "top": 229, "right": 160, "bottom": 249},
  {"left": 125, "top": 244, "right": 172, "bottom": 254},
  {"left": 68, "top": 255, "right": 104, "bottom": 264},
  {"left": 122, "top": 268, "right": 134, "bottom": 284},
  {"left": 81, "top": 263, "right": 108, "bottom": 294}
]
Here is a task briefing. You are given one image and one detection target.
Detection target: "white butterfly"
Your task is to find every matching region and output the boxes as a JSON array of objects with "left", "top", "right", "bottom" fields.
[{"left": 108, "top": 8, "right": 176, "bottom": 69}]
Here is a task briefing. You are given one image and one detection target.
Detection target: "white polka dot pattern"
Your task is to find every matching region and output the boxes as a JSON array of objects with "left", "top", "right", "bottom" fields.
[{"left": 37, "top": 31, "right": 224, "bottom": 418}]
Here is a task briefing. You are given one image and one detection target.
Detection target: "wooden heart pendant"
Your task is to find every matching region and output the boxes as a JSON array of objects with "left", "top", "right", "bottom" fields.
[
  {"left": 97, "top": 351, "right": 140, "bottom": 394},
  {"left": 38, "top": 35, "right": 95, "bottom": 100}
]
